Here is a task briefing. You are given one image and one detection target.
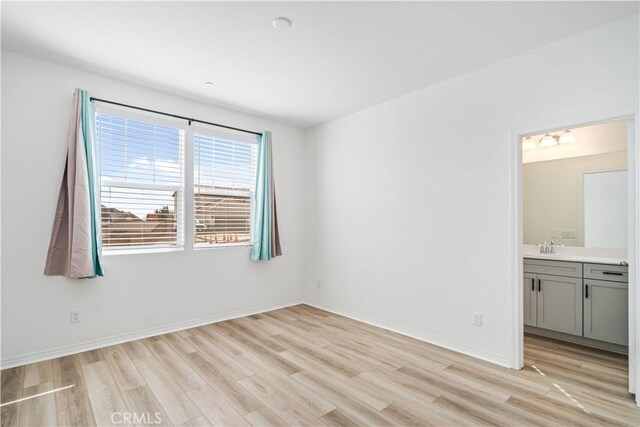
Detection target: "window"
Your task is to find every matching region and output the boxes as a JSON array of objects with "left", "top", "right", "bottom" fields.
[
  {"left": 96, "top": 111, "right": 185, "bottom": 251},
  {"left": 95, "top": 108, "right": 258, "bottom": 253},
  {"left": 194, "top": 129, "right": 258, "bottom": 247}
]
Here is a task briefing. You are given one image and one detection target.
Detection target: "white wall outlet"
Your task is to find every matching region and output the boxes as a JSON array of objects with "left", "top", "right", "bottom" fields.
[
  {"left": 70, "top": 310, "right": 80, "bottom": 323},
  {"left": 316, "top": 280, "right": 322, "bottom": 290},
  {"left": 473, "top": 313, "right": 483, "bottom": 327}
]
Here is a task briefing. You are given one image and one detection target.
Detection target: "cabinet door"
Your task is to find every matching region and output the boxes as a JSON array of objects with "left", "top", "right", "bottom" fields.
[
  {"left": 523, "top": 273, "right": 537, "bottom": 327},
  {"left": 537, "top": 274, "right": 583, "bottom": 336},
  {"left": 584, "top": 279, "right": 628, "bottom": 345}
]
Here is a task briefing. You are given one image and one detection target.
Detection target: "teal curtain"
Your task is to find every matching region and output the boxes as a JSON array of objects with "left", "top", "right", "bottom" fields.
[
  {"left": 81, "top": 90, "right": 104, "bottom": 278},
  {"left": 251, "top": 131, "right": 282, "bottom": 261},
  {"left": 45, "top": 89, "right": 103, "bottom": 278}
]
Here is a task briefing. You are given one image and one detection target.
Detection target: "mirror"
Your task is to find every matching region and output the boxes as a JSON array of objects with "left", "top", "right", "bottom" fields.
[
  {"left": 523, "top": 119, "right": 628, "bottom": 249},
  {"left": 583, "top": 170, "right": 627, "bottom": 248}
]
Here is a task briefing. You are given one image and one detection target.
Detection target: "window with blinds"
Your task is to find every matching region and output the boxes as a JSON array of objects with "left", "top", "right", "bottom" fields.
[
  {"left": 193, "top": 129, "right": 258, "bottom": 247},
  {"left": 96, "top": 111, "right": 185, "bottom": 251}
]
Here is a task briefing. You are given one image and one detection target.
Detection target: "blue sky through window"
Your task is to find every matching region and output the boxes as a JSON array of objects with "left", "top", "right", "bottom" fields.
[
  {"left": 97, "top": 113, "right": 183, "bottom": 220},
  {"left": 194, "top": 133, "right": 256, "bottom": 191},
  {"left": 97, "top": 114, "right": 182, "bottom": 185},
  {"left": 96, "top": 113, "right": 257, "bottom": 220}
]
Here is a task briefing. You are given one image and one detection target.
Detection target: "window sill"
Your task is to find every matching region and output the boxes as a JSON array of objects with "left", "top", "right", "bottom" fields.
[
  {"left": 194, "top": 243, "right": 252, "bottom": 251},
  {"left": 103, "top": 247, "right": 184, "bottom": 256},
  {"left": 102, "top": 243, "right": 252, "bottom": 256}
]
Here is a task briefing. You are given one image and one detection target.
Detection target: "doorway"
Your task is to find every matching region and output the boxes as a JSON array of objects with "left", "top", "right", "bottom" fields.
[{"left": 510, "top": 113, "right": 639, "bottom": 405}]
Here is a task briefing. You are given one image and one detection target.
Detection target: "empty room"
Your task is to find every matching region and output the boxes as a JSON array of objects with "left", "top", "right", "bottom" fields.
[{"left": 1, "top": 1, "right": 639, "bottom": 426}]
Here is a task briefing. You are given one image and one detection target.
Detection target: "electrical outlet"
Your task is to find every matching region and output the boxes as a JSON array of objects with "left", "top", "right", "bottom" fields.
[
  {"left": 316, "top": 281, "right": 322, "bottom": 290},
  {"left": 70, "top": 310, "right": 80, "bottom": 323},
  {"left": 473, "top": 313, "right": 483, "bottom": 327}
]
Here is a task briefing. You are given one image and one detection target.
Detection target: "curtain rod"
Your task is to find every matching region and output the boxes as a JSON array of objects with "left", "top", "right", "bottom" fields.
[{"left": 89, "top": 97, "right": 263, "bottom": 137}]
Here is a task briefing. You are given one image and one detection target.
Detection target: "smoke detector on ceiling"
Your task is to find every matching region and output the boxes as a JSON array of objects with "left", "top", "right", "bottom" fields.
[{"left": 272, "top": 17, "right": 293, "bottom": 30}]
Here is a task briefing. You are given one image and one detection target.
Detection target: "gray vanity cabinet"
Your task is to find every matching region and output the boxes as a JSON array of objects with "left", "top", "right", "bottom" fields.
[
  {"left": 523, "top": 259, "right": 583, "bottom": 336},
  {"left": 523, "top": 273, "right": 537, "bottom": 327},
  {"left": 584, "top": 277, "right": 628, "bottom": 346},
  {"left": 525, "top": 259, "right": 629, "bottom": 348},
  {"left": 537, "top": 274, "right": 583, "bottom": 336}
]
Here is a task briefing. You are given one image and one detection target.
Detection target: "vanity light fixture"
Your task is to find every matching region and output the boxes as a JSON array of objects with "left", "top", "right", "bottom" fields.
[
  {"left": 522, "top": 136, "right": 537, "bottom": 150},
  {"left": 558, "top": 129, "right": 576, "bottom": 144},
  {"left": 524, "top": 129, "right": 577, "bottom": 150},
  {"left": 539, "top": 133, "right": 559, "bottom": 148}
]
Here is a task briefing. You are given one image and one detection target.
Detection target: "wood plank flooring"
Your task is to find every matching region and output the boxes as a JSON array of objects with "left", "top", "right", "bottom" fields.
[{"left": 1, "top": 304, "right": 638, "bottom": 426}]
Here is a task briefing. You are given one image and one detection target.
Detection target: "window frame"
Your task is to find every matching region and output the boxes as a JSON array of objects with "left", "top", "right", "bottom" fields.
[
  {"left": 95, "top": 105, "right": 188, "bottom": 255},
  {"left": 95, "top": 105, "right": 259, "bottom": 255},
  {"left": 192, "top": 125, "right": 258, "bottom": 250}
]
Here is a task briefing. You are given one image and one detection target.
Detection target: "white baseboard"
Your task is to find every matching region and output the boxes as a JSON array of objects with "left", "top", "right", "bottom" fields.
[
  {"left": 2, "top": 298, "right": 511, "bottom": 370},
  {"left": 1, "top": 299, "right": 303, "bottom": 369},
  {"left": 304, "top": 300, "right": 512, "bottom": 368}
]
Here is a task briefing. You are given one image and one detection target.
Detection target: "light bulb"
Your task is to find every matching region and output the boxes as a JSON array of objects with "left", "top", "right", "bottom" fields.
[
  {"left": 559, "top": 129, "right": 575, "bottom": 144},
  {"left": 522, "top": 136, "right": 537, "bottom": 150},
  {"left": 539, "top": 134, "right": 558, "bottom": 148}
]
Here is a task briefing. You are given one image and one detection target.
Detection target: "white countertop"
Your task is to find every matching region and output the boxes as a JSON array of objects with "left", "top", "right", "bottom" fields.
[{"left": 523, "top": 245, "right": 628, "bottom": 266}]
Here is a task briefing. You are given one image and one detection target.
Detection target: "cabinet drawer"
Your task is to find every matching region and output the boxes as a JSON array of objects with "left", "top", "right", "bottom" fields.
[
  {"left": 523, "top": 259, "right": 582, "bottom": 278},
  {"left": 584, "top": 263, "right": 628, "bottom": 283}
]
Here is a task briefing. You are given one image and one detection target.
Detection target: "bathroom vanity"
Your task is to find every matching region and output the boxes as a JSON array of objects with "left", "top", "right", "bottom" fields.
[
  {"left": 523, "top": 251, "right": 628, "bottom": 353},
  {"left": 522, "top": 138, "right": 630, "bottom": 354}
]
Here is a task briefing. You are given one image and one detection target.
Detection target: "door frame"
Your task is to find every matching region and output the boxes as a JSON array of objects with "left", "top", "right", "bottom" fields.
[{"left": 508, "top": 109, "right": 639, "bottom": 403}]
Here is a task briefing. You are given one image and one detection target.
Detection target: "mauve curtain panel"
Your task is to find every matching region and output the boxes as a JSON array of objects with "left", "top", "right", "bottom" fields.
[
  {"left": 44, "top": 89, "right": 104, "bottom": 278},
  {"left": 251, "top": 131, "right": 282, "bottom": 261}
]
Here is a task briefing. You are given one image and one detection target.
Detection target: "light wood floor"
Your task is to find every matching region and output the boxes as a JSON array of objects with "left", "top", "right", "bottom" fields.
[{"left": 1, "top": 304, "right": 639, "bottom": 426}]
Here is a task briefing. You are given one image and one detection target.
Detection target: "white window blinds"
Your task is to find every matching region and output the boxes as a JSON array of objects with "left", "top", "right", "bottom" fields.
[
  {"left": 193, "top": 128, "right": 258, "bottom": 247},
  {"left": 96, "top": 111, "right": 185, "bottom": 250}
]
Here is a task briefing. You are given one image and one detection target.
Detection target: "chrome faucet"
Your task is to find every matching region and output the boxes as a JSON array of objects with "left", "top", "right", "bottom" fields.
[
  {"left": 539, "top": 241, "right": 557, "bottom": 254},
  {"left": 539, "top": 241, "right": 548, "bottom": 254}
]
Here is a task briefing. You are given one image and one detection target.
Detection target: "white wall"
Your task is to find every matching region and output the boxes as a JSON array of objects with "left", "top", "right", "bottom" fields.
[
  {"left": 304, "top": 15, "right": 639, "bottom": 366},
  {"left": 523, "top": 151, "right": 627, "bottom": 247},
  {"left": 1, "top": 51, "right": 306, "bottom": 367}
]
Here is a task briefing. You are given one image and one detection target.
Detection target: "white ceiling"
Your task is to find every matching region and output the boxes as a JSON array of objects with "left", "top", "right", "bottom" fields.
[{"left": 2, "top": 2, "right": 638, "bottom": 128}]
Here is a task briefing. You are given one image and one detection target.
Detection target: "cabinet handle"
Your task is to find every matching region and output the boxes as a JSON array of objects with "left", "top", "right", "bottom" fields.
[
  {"left": 538, "top": 279, "right": 542, "bottom": 292},
  {"left": 531, "top": 278, "right": 535, "bottom": 291},
  {"left": 585, "top": 284, "right": 589, "bottom": 299},
  {"left": 602, "top": 271, "right": 623, "bottom": 276}
]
